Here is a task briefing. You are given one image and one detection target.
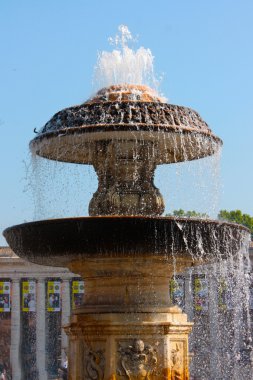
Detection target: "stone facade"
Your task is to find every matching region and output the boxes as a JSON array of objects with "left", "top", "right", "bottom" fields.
[{"left": 0, "top": 247, "right": 74, "bottom": 380}]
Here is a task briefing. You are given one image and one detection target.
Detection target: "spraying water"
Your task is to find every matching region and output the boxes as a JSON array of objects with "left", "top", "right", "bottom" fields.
[{"left": 93, "top": 25, "right": 161, "bottom": 93}]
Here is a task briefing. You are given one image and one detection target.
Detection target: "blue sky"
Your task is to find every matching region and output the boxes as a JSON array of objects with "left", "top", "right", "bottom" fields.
[{"left": 0, "top": 0, "right": 253, "bottom": 245}]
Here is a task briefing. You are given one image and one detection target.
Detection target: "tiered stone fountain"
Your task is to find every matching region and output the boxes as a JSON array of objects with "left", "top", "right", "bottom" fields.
[{"left": 4, "top": 84, "right": 249, "bottom": 380}]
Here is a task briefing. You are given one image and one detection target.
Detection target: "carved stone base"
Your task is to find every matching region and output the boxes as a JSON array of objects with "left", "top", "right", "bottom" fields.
[
  {"left": 65, "top": 256, "right": 193, "bottom": 380},
  {"left": 65, "top": 308, "right": 192, "bottom": 380}
]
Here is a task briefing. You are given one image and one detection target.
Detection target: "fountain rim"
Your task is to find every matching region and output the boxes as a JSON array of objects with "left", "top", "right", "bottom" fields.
[
  {"left": 30, "top": 125, "right": 223, "bottom": 161},
  {"left": 3, "top": 215, "right": 250, "bottom": 234},
  {"left": 3, "top": 216, "right": 249, "bottom": 269},
  {"left": 31, "top": 122, "right": 223, "bottom": 139}
]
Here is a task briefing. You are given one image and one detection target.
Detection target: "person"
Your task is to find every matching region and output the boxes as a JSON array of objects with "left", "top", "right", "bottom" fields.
[
  {"left": 28, "top": 294, "right": 36, "bottom": 311},
  {"left": 3, "top": 297, "right": 9, "bottom": 310},
  {"left": 49, "top": 294, "right": 55, "bottom": 307},
  {"left": 23, "top": 294, "right": 29, "bottom": 308},
  {"left": 62, "top": 355, "right": 68, "bottom": 370},
  {"left": 58, "top": 351, "right": 68, "bottom": 380},
  {"left": 53, "top": 294, "right": 59, "bottom": 308},
  {"left": 58, "top": 366, "right": 67, "bottom": 380},
  {"left": 0, "top": 364, "right": 6, "bottom": 380}
]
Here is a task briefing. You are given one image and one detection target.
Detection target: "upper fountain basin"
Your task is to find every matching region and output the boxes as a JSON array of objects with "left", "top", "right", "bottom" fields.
[{"left": 30, "top": 85, "right": 222, "bottom": 164}]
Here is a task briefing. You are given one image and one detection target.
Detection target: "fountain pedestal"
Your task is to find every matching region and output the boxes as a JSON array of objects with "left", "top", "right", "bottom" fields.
[
  {"left": 65, "top": 256, "right": 193, "bottom": 380},
  {"left": 4, "top": 84, "right": 231, "bottom": 380},
  {"left": 66, "top": 309, "right": 192, "bottom": 380}
]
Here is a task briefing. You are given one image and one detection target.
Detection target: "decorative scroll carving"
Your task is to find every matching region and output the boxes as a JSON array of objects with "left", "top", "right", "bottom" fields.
[
  {"left": 41, "top": 102, "right": 210, "bottom": 134},
  {"left": 82, "top": 344, "right": 105, "bottom": 380},
  {"left": 170, "top": 343, "right": 183, "bottom": 380},
  {"left": 118, "top": 339, "right": 158, "bottom": 380}
]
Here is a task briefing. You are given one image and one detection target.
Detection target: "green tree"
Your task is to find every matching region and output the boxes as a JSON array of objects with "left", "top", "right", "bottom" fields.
[
  {"left": 218, "top": 210, "right": 253, "bottom": 237},
  {"left": 166, "top": 209, "right": 253, "bottom": 238},
  {"left": 167, "top": 209, "right": 209, "bottom": 218}
]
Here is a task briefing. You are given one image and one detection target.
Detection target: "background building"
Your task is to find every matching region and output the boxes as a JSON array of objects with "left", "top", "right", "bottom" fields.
[{"left": 0, "top": 247, "right": 83, "bottom": 380}]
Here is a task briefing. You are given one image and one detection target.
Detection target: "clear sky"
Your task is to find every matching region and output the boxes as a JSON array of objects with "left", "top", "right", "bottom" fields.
[{"left": 0, "top": 0, "right": 253, "bottom": 245}]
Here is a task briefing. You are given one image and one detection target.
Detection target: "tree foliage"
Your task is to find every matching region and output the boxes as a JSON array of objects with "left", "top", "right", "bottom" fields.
[
  {"left": 167, "top": 209, "right": 209, "bottom": 218},
  {"left": 167, "top": 209, "right": 253, "bottom": 238},
  {"left": 218, "top": 209, "right": 253, "bottom": 237}
]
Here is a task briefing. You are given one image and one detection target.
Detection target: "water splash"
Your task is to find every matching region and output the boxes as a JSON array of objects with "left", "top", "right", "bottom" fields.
[
  {"left": 30, "top": 153, "right": 96, "bottom": 220},
  {"left": 93, "top": 25, "right": 161, "bottom": 92},
  {"left": 172, "top": 231, "right": 252, "bottom": 379}
]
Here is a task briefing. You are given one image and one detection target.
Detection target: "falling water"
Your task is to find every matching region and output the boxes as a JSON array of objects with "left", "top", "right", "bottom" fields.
[
  {"left": 186, "top": 236, "right": 252, "bottom": 379},
  {"left": 30, "top": 154, "right": 96, "bottom": 220},
  {"left": 26, "top": 25, "right": 253, "bottom": 379},
  {"left": 156, "top": 149, "right": 222, "bottom": 218}
]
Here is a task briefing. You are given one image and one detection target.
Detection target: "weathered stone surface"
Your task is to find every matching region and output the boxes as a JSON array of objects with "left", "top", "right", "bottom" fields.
[{"left": 39, "top": 101, "right": 210, "bottom": 135}]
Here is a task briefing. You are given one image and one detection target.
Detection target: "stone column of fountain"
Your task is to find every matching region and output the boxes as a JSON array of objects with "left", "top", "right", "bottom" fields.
[{"left": 4, "top": 84, "right": 249, "bottom": 380}]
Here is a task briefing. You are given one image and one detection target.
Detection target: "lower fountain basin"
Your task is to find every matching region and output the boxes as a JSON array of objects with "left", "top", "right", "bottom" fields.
[{"left": 3, "top": 216, "right": 249, "bottom": 267}]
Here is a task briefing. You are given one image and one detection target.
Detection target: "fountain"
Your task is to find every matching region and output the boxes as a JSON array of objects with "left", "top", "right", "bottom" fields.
[{"left": 3, "top": 27, "right": 250, "bottom": 379}]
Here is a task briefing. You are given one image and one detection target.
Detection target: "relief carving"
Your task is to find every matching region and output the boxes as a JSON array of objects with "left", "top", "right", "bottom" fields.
[
  {"left": 82, "top": 343, "right": 105, "bottom": 380},
  {"left": 118, "top": 339, "right": 158, "bottom": 380},
  {"left": 170, "top": 343, "right": 183, "bottom": 380},
  {"left": 42, "top": 102, "right": 209, "bottom": 133}
]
